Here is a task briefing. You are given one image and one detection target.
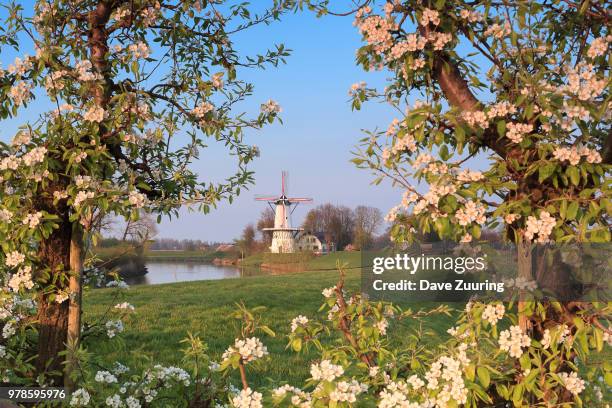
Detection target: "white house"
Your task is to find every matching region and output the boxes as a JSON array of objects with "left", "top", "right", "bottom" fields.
[{"left": 296, "top": 232, "right": 334, "bottom": 254}]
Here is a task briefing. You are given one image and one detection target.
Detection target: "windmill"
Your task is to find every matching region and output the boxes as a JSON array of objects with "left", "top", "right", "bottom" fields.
[{"left": 255, "top": 171, "right": 312, "bottom": 253}]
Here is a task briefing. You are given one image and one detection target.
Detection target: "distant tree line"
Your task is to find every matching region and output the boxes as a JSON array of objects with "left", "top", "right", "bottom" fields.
[{"left": 235, "top": 204, "right": 387, "bottom": 254}]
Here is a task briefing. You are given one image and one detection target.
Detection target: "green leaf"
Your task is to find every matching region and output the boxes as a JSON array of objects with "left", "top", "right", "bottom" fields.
[
  {"left": 566, "top": 201, "right": 579, "bottom": 220},
  {"left": 567, "top": 166, "right": 580, "bottom": 186},
  {"left": 439, "top": 145, "right": 450, "bottom": 161},
  {"left": 538, "top": 163, "right": 556, "bottom": 182},
  {"left": 477, "top": 366, "right": 490, "bottom": 388},
  {"left": 291, "top": 338, "right": 302, "bottom": 352},
  {"left": 496, "top": 120, "right": 506, "bottom": 137}
]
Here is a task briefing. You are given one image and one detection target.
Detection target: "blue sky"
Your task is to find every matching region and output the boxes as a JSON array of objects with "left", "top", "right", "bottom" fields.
[
  {"left": 0, "top": 2, "right": 483, "bottom": 242},
  {"left": 173, "top": 8, "right": 403, "bottom": 241}
]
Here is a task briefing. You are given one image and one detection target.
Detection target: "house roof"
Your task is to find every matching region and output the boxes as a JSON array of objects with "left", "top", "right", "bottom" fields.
[{"left": 301, "top": 231, "right": 328, "bottom": 243}]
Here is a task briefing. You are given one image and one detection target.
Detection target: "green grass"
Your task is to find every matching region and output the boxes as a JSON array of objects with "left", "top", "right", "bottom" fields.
[
  {"left": 239, "top": 250, "right": 363, "bottom": 271},
  {"left": 83, "top": 268, "right": 454, "bottom": 388}
]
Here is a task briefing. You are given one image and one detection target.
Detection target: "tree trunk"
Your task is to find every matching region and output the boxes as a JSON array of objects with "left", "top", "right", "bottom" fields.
[
  {"left": 65, "top": 225, "right": 83, "bottom": 389},
  {"left": 35, "top": 213, "right": 72, "bottom": 385},
  {"left": 517, "top": 241, "right": 532, "bottom": 331}
]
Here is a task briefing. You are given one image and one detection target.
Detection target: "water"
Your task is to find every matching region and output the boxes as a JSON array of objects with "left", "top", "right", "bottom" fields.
[{"left": 124, "top": 261, "right": 259, "bottom": 286}]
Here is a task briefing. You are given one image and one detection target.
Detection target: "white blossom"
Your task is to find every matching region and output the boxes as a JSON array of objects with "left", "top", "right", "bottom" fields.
[
  {"left": 70, "top": 388, "right": 90, "bottom": 406},
  {"left": 499, "top": 325, "right": 531, "bottom": 358},
  {"left": 310, "top": 359, "right": 344, "bottom": 382}
]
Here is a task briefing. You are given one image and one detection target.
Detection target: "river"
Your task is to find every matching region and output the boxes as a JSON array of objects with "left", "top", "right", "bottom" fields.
[{"left": 123, "top": 261, "right": 261, "bottom": 286}]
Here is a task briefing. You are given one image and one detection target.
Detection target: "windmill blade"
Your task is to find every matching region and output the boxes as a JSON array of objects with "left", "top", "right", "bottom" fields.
[
  {"left": 255, "top": 194, "right": 280, "bottom": 201},
  {"left": 287, "top": 197, "right": 313, "bottom": 202},
  {"left": 283, "top": 171, "right": 289, "bottom": 196}
]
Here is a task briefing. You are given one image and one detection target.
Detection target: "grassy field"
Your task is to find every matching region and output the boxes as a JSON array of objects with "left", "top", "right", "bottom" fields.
[{"left": 83, "top": 265, "right": 455, "bottom": 388}]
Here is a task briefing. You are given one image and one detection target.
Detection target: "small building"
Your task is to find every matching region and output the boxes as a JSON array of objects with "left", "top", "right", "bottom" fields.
[{"left": 296, "top": 232, "right": 334, "bottom": 254}]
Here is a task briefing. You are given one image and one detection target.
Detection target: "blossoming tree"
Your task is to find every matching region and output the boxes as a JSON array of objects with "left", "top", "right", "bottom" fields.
[
  {"left": 0, "top": 0, "right": 288, "bottom": 385},
  {"left": 342, "top": 0, "right": 611, "bottom": 404},
  {"left": 350, "top": 2, "right": 610, "bottom": 319}
]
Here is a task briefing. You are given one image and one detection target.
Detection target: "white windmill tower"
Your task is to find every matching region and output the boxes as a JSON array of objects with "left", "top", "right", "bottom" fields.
[{"left": 255, "top": 171, "right": 312, "bottom": 253}]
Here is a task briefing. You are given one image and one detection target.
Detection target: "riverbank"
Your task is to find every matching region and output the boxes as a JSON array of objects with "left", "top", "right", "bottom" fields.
[
  {"left": 96, "top": 246, "right": 365, "bottom": 272},
  {"left": 82, "top": 268, "right": 454, "bottom": 387}
]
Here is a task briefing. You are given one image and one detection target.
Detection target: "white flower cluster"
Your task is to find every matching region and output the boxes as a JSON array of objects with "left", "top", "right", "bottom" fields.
[
  {"left": 0, "top": 155, "right": 20, "bottom": 171},
  {"left": 460, "top": 233, "right": 472, "bottom": 243},
  {"left": 503, "top": 276, "right": 537, "bottom": 291},
  {"left": 69, "top": 388, "right": 90, "bottom": 407},
  {"left": 115, "top": 302, "right": 135, "bottom": 311},
  {"left": 272, "top": 384, "right": 311, "bottom": 407},
  {"left": 424, "top": 344, "right": 470, "bottom": 406},
  {"left": 75, "top": 60, "right": 102, "bottom": 82},
  {"left": 322, "top": 286, "right": 336, "bottom": 298},
  {"left": 211, "top": 72, "right": 224, "bottom": 89},
  {"left": 378, "top": 380, "right": 419, "bottom": 408},
  {"left": 74, "top": 191, "right": 95, "bottom": 208},
  {"left": 329, "top": 380, "right": 368, "bottom": 403},
  {"left": 106, "top": 280, "right": 129, "bottom": 289},
  {"left": 455, "top": 200, "right": 486, "bottom": 226},
  {"left": 487, "top": 101, "right": 517, "bottom": 119},
  {"left": 499, "top": 325, "right": 531, "bottom": 358},
  {"left": 459, "top": 9, "right": 483, "bottom": 23},
  {"left": 388, "top": 35, "right": 428, "bottom": 60},
  {"left": 447, "top": 326, "right": 470, "bottom": 340},
  {"left": 5, "top": 251, "right": 25, "bottom": 268},
  {"left": 456, "top": 169, "right": 483, "bottom": 183},
  {"left": 541, "top": 324, "right": 572, "bottom": 349},
  {"left": 222, "top": 337, "right": 268, "bottom": 364},
  {"left": 8, "top": 266, "right": 34, "bottom": 292},
  {"left": 11, "top": 130, "right": 31, "bottom": 147},
  {"left": 125, "top": 396, "right": 141, "bottom": 408},
  {"left": 22, "top": 212, "right": 42, "bottom": 229},
  {"left": 376, "top": 317, "right": 389, "bottom": 335},
  {"left": 419, "top": 8, "right": 440, "bottom": 26},
  {"left": 8, "top": 56, "right": 33, "bottom": 77},
  {"left": 73, "top": 151, "right": 87, "bottom": 163},
  {"left": 461, "top": 110, "right": 488, "bottom": 128},
  {"left": 128, "top": 191, "right": 147, "bottom": 208},
  {"left": 422, "top": 184, "right": 455, "bottom": 208},
  {"left": 9, "top": 81, "right": 33, "bottom": 106},
  {"left": 552, "top": 145, "right": 602, "bottom": 165},
  {"left": 128, "top": 42, "right": 151, "bottom": 59},
  {"left": 232, "top": 387, "right": 263, "bottom": 408},
  {"left": 193, "top": 102, "right": 214, "bottom": 119},
  {"left": 84, "top": 106, "right": 106, "bottom": 123},
  {"left": 504, "top": 213, "right": 520, "bottom": 224},
  {"left": 95, "top": 370, "right": 118, "bottom": 383},
  {"left": 106, "top": 394, "right": 123, "bottom": 408},
  {"left": 145, "top": 365, "right": 190, "bottom": 386},
  {"left": 482, "top": 303, "right": 505, "bottom": 325},
  {"left": 505, "top": 122, "right": 532, "bottom": 143},
  {"left": 310, "top": 360, "right": 344, "bottom": 382},
  {"left": 524, "top": 211, "right": 556, "bottom": 243},
  {"left": 290, "top": 315, "right": 309, "bottom": 332},
  {"left": 559, "top": 371, "right": 585, "bottom": 395},
  {"left": 587, "top": 35, "right": 611, "bottom": 59},
  {"left": 2, "top": 321, "right": 16, "bottom": 339},
  {"left": 0, "top": 209, "right": 13, "bottom": 222},
  {"left": 427, "top": 32, "right": 453, "bottom": 51},
  {"left": 23, "top": 146, "right": 48, "bottom": 166},
  {"left": 484, "top": 21, "right": 511, "bottom": 39},
  {"left": 106, "top": 319, "right": 124, "bottom": 338},
  {"left": 261, "top": 99, "right": 282, "bottom": 114},
  {"left": 140, "top": 3, "right": 161, "bottom": 27},
  {"left": 561, "top": 62, "right": 606, "bottom": 101},
  {"left": 407, "top": 374, "right": 425, "bottom": 389},
  {"left": 349, "top": 81, "right": 366, "bottom": 96}
]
